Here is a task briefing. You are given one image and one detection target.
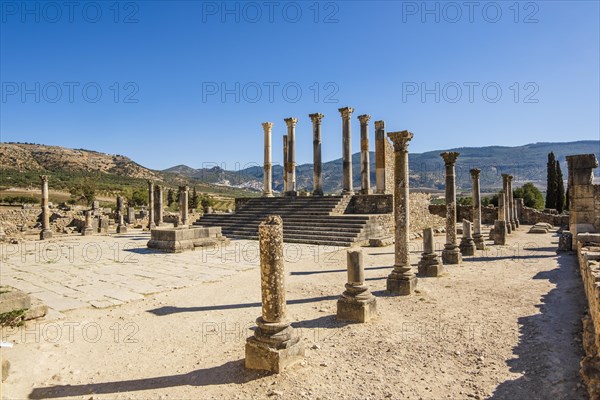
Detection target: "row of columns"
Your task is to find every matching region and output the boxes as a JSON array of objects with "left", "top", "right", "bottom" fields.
[
  {"left": 147, "top": 181, "right": 185, "bottom": 229},
  {"left": 262, "top": 108, "right": 388, "bottom": 197}
]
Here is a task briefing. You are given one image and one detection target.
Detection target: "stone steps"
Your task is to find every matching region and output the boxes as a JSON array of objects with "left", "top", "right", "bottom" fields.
[{"left": 193, "top": 195, "right": 371, "bottom": 246}]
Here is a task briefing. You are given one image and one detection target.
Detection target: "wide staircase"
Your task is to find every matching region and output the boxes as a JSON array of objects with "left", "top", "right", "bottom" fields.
[{"left": 193, "top": 196, "right": 372, "bottom": 247}]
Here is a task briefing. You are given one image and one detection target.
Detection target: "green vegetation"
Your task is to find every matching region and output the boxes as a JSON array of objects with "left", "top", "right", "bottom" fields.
[
  {"left": 0, "top": 308, "right": 27, "bottom": 327},
  {"left": 457, "top": 197, "right": 473, "bottom": 206},
  {"left": 69, "top": 177, "right": 97, "bottom": 206},
  {"left": 0, "top": 195, "right": 38, "bottom": 205},
  {"left": 545, "top": 152, "right": 566, "bottom": 212},
  {"left": 514, "top": 183, "right": 545, "bottom": 210}
]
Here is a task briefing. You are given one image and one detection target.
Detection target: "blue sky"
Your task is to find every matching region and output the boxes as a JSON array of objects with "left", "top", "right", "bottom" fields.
[{"left": 1, "top": 0, "right": 599, "bottom": 171}]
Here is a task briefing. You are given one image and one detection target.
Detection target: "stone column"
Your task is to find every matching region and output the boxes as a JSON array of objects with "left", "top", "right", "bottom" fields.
[
  {"left": 337, "top": 249, "right": 377, "bottom": 322},
  {"left": 441, "top": 152, "right": 462, "bottom": 264},
  {"left": 284, "top": 118, "right": 298, "bottom": 196},
  {"left": 501, "top": 174, "right": 512, "bottom": 234},
  {"left": 493, "top": 220, "right": 507, "bottom": 245},
  {"left": 82, "top": 210, "right": 94, "bottom": 236},
  {"left": 515, "top": 198, "right": 525, "bottom": 225},
  {"left": 470, "top": 169, "right": 485, "bottom": 250},
  {"left": 418, "top": 227, "right": 444, "bottom": 277},
  {"left": 339, "top": 107, "right": 354, "bottom": 194},
  {"left": 245, "top": 215, "right": 304, "bottom": 373},
  {"left": 386, "top": 131, "right": 417, "bottom": 295},
  {"left": 459, "top": 220, "right": 476, "bottom": 256},
  {"left": 566, "top": 154, "right": 599, "bottom": 249},
  {"left": 179, "top": 185, "right": 189, "bottom": 226},
  {"left": 116, "top": 195, "right": 127, "bottom": 233},
  {"left": 282, "top": 135, "right": 288, "bottom": 194},
  {"left": 513, "top": 199, "right": 520, "bottom": 228},
  {"left": 147, "top": 180, "right": 155, "bottom": 229},
  {"left": 262, "top": 122, "right": 274, "bottom": 197},
  {"left": 507, "top": 175, "right": 516, "bottom": 230},
  {"left": 154, "top": 185, "right": 163, "bottom": 226},
  {"left": 375, "top": 121, "right": 386, "bottom": 194},
  {"left": 39, "top": 175, "right": 52, "bottom": 240},
  {"left": 498, "top": 192, "right": 506, "bottom": 221},
  {"left": 358, "top": 114, "right": 371, "bottom": 194},
  {"left": 309, "top": 113, "right": 324, "bottom": 196}
]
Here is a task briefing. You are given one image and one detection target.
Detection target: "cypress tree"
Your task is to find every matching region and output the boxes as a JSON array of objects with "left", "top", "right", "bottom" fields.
[
  {"left": 167, "top": 188, "right": 174, "bottom": 207},
  {"left": 545, "top": 152, "right": 557, "bottom": 209},
  {"left": 555, "top": 160, "right": 565, "bottom": 213}
]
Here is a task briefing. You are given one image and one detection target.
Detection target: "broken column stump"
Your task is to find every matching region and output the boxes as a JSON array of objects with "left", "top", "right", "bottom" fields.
[
  {"left": 245, "top": 216, "right": 304, "bottom": 373},
  {"left": 459, "top": 220, "right": 476, "bottom": 256},
  {"left": 418, "top": 228, "right": 444, "bottom": 277},
  {"left": 337, "top": 249, "right": 377, "bottom": 323},
  {"left": 493, "top": 220, "right": 507, "bottom": 245}
]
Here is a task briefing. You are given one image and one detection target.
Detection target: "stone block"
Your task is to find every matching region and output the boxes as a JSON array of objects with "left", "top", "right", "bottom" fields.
[
  {"left": 386, "top": 276, "right": 417, "bottom": 295},
  {"left": 369, "top": 237, "right": 393, "bottom": 247},
  {"left": 336, "top": 296, "right": 377, "bottom": 323},
  {"left": 245, "top": 335, "right": 305, "bottom": 373},
  {"left": 24, "top": 297, "right": 48, "bottom": 321},
  {"left": 0, "top": 287, "right": 31, "bottom": 314},
  {"left": 147, "top": 226, "right": 227, "bottom": 252}
]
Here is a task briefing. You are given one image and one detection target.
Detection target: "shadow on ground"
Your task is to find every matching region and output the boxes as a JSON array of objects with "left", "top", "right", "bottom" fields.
[
  {"left": 489, "top": 251, "right": 587, "bottom": 399},
  {"left": 28, "top": 360, "right": 265, "bottom": 399}
]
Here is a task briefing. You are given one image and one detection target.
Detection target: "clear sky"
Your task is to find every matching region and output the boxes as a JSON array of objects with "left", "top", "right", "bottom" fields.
[{"left": 1, "top": 0, "right": 599, "bottom": 171}]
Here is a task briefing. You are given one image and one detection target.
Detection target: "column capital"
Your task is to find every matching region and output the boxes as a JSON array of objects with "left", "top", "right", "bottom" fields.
[
  {"left": 501, "top": 173, "right": 510, "bottom": 182},
  {"left": 387, "top": 130, "right": 413, "bottom": 152},
  {"left": 338, "top": 107, "right": 354, "bottom": 119},
  {"left": 179, "top": 185, "right": 189, "bottom": 191},
  {"left": 262, "top": 122, "right": 273, "bottom": 132},
  {"left": 284, "top": 117, "right": 298, "bottom": 128},
  {"left": 374, "top": 120, "right": 385, "bottom": 130},
  {"left": 40, "top": 175, "right": 49, "bottom": 182},
  {"left": 357, "top": 114, "right": 371, "bottom": 125},
  {"left": 147, "top": 180, "right": 154, "bottom": 187},
  {"left": 470, "top": 168, "right": 481, "bottom": 178},
  {"left": 309, "top": 113, "right": 324, "bottom": 124},
  {"left": 440, "top": 151, "right": 460, "bottom": 165}
]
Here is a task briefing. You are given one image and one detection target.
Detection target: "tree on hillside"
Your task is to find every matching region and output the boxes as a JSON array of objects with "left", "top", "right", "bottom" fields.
[
  {"left": 69, "top": 178, "right": 96, "bottom": 206},
  {"left": 167, "top": 188, "right": 175, "bottom": 207},
  {"left": 514, "top": 183, "right": 545, "bottom": 210},
  {"left": 125, "top": 187, "right": 147, "bottom": 207},
  {"left": 555, "top": 160, "right": 565, "bottom": 213},
  {"left": 190, "top": 187, "right": 200, "bottom": 210},
  {"left": 545, "top": 152, "right": 557, "bottom": 209}
]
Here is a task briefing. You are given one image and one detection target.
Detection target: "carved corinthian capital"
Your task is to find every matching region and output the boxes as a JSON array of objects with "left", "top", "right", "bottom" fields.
[{"left": 387, "top": 130, "right": 413, "bottom": 152}]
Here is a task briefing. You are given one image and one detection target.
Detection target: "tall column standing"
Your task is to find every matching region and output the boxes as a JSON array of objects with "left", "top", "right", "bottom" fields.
[
  {"left": 262, "top": 122, "right": 274, "bottom": 197},
  {"left": 147, "top": 180, "right": 155, "bottom": 229},
  {"left": 358, "top": 114, "right": 371, "bottom": 194},
  {"left": 501, "top": 174, "right": 512, "bottom": 234},
  {"left": 508, "top": 175, "right": 516, "bottom": 230},
  {"left": 283, "top": 135, "right": 288, "bottom": 194},
  {"left": 179, "top": 185, "right": 189, "bottom": 226},
  {"left": 470, "top": 169, "right": 485, "bottom": 250},
  {"left": 339, "top": 107, "right": 354, "bottom": 194},
  {"left": 154, "top": 185, "right": 163, "bottom": 226},
  {"left": 245, "top": 215, "right": 304, "bottom": 372},
  {"left": 374, "top": 120, "right": 386, "bottom": 194},
  {"left": 441, "top": 152, "right": 462, "bottom": 264},
  {"left": 116, "top": 195, "right": 127, "bottom": 233},
  {"left": 284, "top": 118, "right": 298, "bottom": 196},
  {"left": 386, "top": 131, "right": 417, "bottom": 295},
  {"left": 40, "top": 175, "right": 52, "bottom": 240},
  {"left": 309, "top": 113, "right": 324, "bottom": 196}
]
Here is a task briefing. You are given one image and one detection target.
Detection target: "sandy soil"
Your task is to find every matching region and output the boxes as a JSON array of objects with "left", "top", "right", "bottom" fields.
[{"left": 1, "top": 227, "right": 587, "bottom": 400}]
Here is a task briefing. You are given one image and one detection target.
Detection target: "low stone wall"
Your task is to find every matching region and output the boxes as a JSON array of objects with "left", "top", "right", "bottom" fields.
[
  {"left": 429, "top": 203, "right": 569, "bottom": 226},
  {"left": 577, "top": 233, "right": 600, "bottom": 398},
  {"left": 519, "top": 206, "right": 569, "bottom": 227}
]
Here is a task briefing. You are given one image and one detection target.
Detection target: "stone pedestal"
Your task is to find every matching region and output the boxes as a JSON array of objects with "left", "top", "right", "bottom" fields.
[
  {"left": 82, "top": 210, "right": 94, "bottom": 236},
  {"left": 245, "top": 216, "right": 304, "bottom": 373},
  {"left": 262, "top": 122, "right": 274, "bottom": 197},
  {"left": 470, "top": 169, "right": 486, "bottom": 250},
  {"left": 309, "top": 113, "right": 324, "bottom": 196},
  {"left": 39, "top": 175, "right": 52, "bottom": 240},
  {"left": 147, "top": 226, "right": 226, "bottom": 252},
  {"left": 284, "top": 118, "right": 298, "bottom": 196},
  {"left": 441, "top": 152, "right": 462, "bottom": 264},
  {"left": 493, "top": 220, "right": 507, "bottom": 245},
  {"left": 116, "top": 215, "right": 128, "bottom": 234},
  {"left": 418, "top": 227, "right": 444, "bottom": 277},
  {"left": 147, "top": 181, "right": 156, "bottom": 229},
  {"left": 339, "top": 107, "right": 354, "bottom": 194},
  {"left": 358, "top": 114, "right": 371, "bottom": 194},
  {"left": 459, "top": 220, "right": 476, "bottom": 256},
  {"left": 386, "top": 131, "right": 417, "bottom": 295},
  {"left": 337, "top": 249, "right": 377, "bottom": 322}
]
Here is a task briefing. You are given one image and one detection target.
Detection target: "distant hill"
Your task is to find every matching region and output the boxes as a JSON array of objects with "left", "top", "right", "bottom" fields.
[{"left": 165, "top": 140, "right": 600, "bottom": 193}]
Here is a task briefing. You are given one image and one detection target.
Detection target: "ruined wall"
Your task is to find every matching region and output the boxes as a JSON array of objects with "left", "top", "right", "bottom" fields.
[
  {"left": 567, "top": 154, "right": 600, "bottom": 240},
  {"left": 428, "top": 204, "right": 568, "bottom": 226},
  {"left": 347, "top": 194, "right": 393, "bottom": 214},
  {"left": 577, "top": 233, "right": 600, "bottom": 399},
  {"left": 384, "top": 138, "right": 395, "bottom": 195}
]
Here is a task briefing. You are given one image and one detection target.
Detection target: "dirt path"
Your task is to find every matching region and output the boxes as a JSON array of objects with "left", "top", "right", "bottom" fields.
[{"left": 1, "top": 227, "right": 587, "bottom": 399}]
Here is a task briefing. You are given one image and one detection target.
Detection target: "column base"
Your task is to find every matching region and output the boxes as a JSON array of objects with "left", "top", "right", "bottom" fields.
[
  {"left": 82, "top": 228, "right": 94, "bottom": 236},
  {"left": 459, "top": 237, "right": 476, "bottom": 256},
  {"left": 337, "top": 295, "right": 377, "bottom": 323},
  {"left": 418, "top": 253, "right": 444, "bottom": 277},
  {"left": 263, "top": 193, "right": 274, "bottom": 198},
  {"left": 506, "top": 223, "right": 512, "bottom": 234},
  {"left": 284, "top": 191, "right": 298, "bottom": 197},
  {"left": 473, "top": 234, "right": 486, "bottom": 250},
  {"left": 386, "top": 273, "right": 417, "bottom": 295},
  {"left": 148, "top": 223, "right": 156, "bottom": 230},
  {"left": 312, "top": 190, "right": 324, "bottom": 196},
  {"left": 442, "top": 246, "right": 462, "bottom": 264},
  {"left": 510, "top": 221, "right": 517, "bottom": 231},
  {"left": 40, "top": 230, "right": 53, "bottom": 240},
  {"left": 342, "top": 189, "right": 355, "bottom": 195},
  {"left": 116, "top": 225, "right": 128, "bottom": 234},
  {"left": 360, "top": 188, "right": 371, "bottom": 195},
  {"left": 245, "top": 318, "right": 304, "bottom": 373},
  {"left": 515, "top": 219, "right": 520, "bottom": 228}
]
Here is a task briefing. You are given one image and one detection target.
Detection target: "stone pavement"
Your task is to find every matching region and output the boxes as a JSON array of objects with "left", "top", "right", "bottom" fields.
[{"left": 1, "top": 230, "right": 339, "bottom": 315}]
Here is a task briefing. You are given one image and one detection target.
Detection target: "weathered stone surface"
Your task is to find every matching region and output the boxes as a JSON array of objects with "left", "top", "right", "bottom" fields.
[
  {"left": 262, "top": 122, "right": 274, "bottom": 197},
  {"left": 147, "top": 226, "right": 226, "bottom": 252},
  {"left": 147, "top": 180, "right": 156, "bottom": 229},
  {"left": 375, "top": 120, "right": 387, "bottom": 194},
  {"left": 246, "top": 215, "right": 304, "bottom": 373},
  {"left": 309, "top": 114, "right": 324, "bottom": 196},
  {"left": 358, "top": 114, "right": 371, "bottom": 194},
  {"left": 24, "top": 297, "right": 48, "bottom": 321},
  {"left": 284, "top": 118, "right": 298, "bottom": 196},
  {"left": 369, "top": 236, "right": 394, "bottom": 247},
  {"left": 39, "top": 175, "right": 52, "bottom": 240},
  {"left": 2, "top": 359, "right": 9, "bottom": 382},
  {"left": 441, "top": 152, "right": 462, "bottom": 265},
  {"left": 557, "top": 231, "right": 573, "bottom": 252},
  {"left": 418, "top": 228, "right": 444, "bottom": 277},
  {"left": 337, "top": 249, "right": 377, "bottom": 323},
  {"left": 339, "top": 107, "right": 354, "bottom": 194},
  {"left": 0, "top": 286, "right": 31, "bottom": 314},
  {"left": 459, "top": 220, "right": 476, "bottom": 256},
  {"left": 493, "top": 220, "right": 507, "bottom": 245}
]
